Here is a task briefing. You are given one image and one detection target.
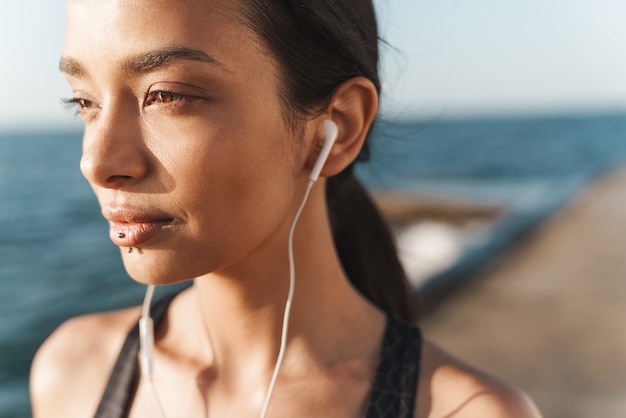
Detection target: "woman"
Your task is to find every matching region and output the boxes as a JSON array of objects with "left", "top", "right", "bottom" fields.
[{"left": 30, "top": 1, "right": 542, "bottom": 417}]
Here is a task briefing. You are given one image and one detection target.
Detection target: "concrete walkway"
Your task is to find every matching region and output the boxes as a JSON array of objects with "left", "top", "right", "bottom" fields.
[{"left": 418, "top": 169, "right": 626, "bottom": 418}]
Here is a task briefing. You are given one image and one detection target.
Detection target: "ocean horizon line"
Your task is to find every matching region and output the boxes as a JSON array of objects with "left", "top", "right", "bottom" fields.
[{"left": 2, "top": 108, "right": 625, "bottom": 137}]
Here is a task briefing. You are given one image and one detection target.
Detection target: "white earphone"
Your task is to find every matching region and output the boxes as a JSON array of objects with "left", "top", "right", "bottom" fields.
[
  {"left": 140, "top": 119, "right": 339, "bottom": 418},
  {"left": 310, "top": 119, "right": 339, "bottom": 182}
]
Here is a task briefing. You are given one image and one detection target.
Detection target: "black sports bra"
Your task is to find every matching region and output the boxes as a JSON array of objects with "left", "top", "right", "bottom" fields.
[{"left": 94, "top": 293, "right": 422, "bottom": 417}]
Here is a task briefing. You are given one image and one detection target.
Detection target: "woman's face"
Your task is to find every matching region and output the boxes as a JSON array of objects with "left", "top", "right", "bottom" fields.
[{"left": 62, "top": 0, "right": 311, "bottom": 283}]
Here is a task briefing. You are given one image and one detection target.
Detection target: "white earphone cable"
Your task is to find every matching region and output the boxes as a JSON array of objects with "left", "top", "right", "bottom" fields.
[{"left": 259, "top": 178, "right": 315, "bottom": 418}]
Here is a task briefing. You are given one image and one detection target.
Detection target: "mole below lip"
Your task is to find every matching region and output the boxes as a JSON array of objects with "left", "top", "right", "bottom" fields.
[{"left": 109, "top": 219, "right": 173, "bottom": 247}]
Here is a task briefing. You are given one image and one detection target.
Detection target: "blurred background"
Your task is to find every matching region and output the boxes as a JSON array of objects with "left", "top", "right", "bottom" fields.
[{"left": 1, "top": 1, "right": 625, "bottom": 417}]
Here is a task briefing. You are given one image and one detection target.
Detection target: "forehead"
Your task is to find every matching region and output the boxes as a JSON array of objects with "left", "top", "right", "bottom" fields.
[{"left": 63, "top": 0, "right": 260, "bottom": 73}]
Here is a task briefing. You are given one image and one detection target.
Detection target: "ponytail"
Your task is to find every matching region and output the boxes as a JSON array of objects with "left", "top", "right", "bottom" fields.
[{"left": 326, "top": 170, "right": 416, "bottom": 322}]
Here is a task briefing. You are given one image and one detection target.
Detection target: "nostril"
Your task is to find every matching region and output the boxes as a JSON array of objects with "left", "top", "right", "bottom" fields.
[{"left": 104, "top": 174, "right": 136, "bottom": 186}]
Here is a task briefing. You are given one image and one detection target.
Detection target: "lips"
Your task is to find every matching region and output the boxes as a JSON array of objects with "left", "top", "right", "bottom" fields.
[{"left": 103, "top": 207, "right": 175, "bottom": 248}]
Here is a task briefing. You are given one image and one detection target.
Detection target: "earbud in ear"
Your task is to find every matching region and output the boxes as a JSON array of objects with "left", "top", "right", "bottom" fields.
[{"left": 309, "top": 120, "right": 338, "bottom": 182}]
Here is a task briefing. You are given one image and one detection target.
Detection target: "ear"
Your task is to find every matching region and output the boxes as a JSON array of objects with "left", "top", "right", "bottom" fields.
[{"left": 306, "top": 77, "right": 378, "bottom": 178}]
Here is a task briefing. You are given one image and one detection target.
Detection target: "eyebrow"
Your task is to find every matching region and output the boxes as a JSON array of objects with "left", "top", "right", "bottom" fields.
[{"left": 59, "top": 46, "right": 225, "bottom": 77}]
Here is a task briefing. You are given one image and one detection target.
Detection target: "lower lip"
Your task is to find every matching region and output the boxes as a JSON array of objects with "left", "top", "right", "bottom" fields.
[{"left": 109, "top": 220, "right": 173, "bottom": 247}]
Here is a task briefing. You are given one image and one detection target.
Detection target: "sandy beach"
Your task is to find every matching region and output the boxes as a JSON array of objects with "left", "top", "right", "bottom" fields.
[{"left": 414, "top": 168, "right": 626, "bottom": 417}]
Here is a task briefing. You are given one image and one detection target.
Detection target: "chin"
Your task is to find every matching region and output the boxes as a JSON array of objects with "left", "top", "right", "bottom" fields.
[{"left": 120, "top": 249, "right": 202, "bottom": 287}]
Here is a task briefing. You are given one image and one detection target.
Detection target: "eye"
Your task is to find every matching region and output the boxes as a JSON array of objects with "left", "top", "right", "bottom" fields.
[
  {"left": 62, "top": 97, "right": 101, "bottom": 115},
  {"left": 144, "top": 91, "right": 192, "bottom": 106}
]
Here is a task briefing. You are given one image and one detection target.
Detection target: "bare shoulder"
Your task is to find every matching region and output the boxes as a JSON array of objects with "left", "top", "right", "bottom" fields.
[
  {"left": 30, "top": 306, "right": 140, "bottom": 418},
  {"left": 415, "top": 339, "right": 543, "bottom": 418}
]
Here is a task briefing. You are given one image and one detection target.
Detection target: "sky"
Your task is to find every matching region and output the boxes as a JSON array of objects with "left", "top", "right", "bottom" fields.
[{"left": 1, "top": 0, "right": 625, "bottom": 131}]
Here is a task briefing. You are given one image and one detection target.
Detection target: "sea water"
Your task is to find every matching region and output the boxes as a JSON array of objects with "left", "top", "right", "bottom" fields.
[{"left": 1, "top": 113, "right": 625, "bottom": 417}]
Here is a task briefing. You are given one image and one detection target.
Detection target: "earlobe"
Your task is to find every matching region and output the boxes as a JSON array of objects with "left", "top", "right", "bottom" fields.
[{"left": 306, "top": 77, "right": 378, "bottom": 178}]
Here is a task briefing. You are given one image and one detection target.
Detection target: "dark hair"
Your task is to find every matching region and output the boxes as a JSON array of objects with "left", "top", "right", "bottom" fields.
[{"left": 240, "top": 0, "right": 415, "bottom": 321}]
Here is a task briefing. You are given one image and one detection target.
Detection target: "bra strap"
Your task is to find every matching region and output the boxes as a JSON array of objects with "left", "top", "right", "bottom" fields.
[{"left": 94, "top": 292, "right": 178, "bottom": 418}]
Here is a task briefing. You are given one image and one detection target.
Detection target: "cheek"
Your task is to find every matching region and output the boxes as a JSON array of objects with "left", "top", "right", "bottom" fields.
[{"left": 163, "top": 122, "right": 300, "bottom": 250}]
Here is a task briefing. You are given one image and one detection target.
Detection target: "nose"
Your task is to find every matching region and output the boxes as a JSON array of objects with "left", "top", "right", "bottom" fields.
[{"left": 80, "top": 107, "right": 149, "bottom": 189}]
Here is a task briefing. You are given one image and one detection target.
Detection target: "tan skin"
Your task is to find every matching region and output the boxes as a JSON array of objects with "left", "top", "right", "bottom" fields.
[{"left": 30, "top": 1, "right": 542, "bottom": 417}]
